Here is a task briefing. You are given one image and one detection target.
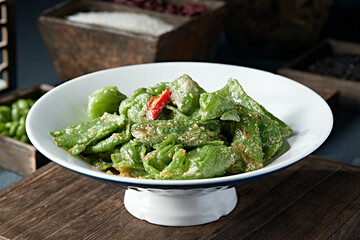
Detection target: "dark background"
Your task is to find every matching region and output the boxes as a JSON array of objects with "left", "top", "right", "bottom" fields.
[
  {"left": 15, "top": 0, "right": 360, "bottom": 88},
  {"left": 1, "top": 0, "right": 359, "bottom": 188}
]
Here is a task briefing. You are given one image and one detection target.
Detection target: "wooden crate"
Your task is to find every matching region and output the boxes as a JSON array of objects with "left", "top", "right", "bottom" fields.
[
  {"left": 0, "top": 84, "right": 53, "bottom": 176},
  {"left": 224, "top": 0, "right": 334, "bottom": 58},
  {"left": 278, "top": 39, "right": 360, "bottom": 110},
  {"left": 38, "top": 0, "right": 226, "bottom": 82}
]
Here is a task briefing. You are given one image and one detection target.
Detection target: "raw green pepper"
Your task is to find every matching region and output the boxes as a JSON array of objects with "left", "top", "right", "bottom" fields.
[{"left": 0, "top": 106, "right": 11, "bottom": 123}]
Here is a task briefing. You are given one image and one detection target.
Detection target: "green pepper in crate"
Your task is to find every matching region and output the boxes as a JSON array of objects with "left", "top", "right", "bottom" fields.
[
  {"left": 6, "top": 121, "right": 19, "bottom": 136},
  {"left": 0, "top": 123, "right": 7, "bottom": 132},
  {"left": 0, "top": 98, "right": 36, "bottom": 143},
  {"left": 16, "top": 99, "right": 30, "bottom": 116},
  {"left": 15, "top": 116, "right": 26, "bottom": 138},
  {"left": 0, "top": 106, "right": 11, "bottom": 123}
]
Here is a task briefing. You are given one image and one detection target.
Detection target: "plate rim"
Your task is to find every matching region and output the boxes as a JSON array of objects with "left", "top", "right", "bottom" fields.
[{"left": 26, "top": 62, "right": 333, "bottom": 188}]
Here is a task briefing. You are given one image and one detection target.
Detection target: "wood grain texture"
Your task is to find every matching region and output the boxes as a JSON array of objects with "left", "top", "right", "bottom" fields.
[
  {"left": 38, "top": 0, "right": 226, "bottom": 82},
  {"left": 0, "top": 136, "right": 36, "bottom": 175},
  {"left": 1, "top": 156, "right": 360, "bottom": 239}
]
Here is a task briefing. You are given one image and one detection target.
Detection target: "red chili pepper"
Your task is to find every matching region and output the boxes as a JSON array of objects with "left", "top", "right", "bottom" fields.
[{"left": 146, "top": 88, "right": 171, "bottom": 120}]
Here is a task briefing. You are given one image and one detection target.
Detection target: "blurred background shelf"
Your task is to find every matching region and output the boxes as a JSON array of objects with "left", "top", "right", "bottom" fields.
[{"left": 1, "top": 0, "right": 360, "bottom": 190}]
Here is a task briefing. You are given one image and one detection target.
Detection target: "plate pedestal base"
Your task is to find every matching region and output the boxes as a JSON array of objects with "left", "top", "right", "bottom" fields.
[{"left": 124, "top": 187, "right": 237, "bottom": 226}]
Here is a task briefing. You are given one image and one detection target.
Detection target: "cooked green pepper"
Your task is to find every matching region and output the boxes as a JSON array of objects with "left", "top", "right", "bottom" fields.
[
  {"left": 169, "top": 74, "right": 205, "bottom": 116},
  {"left": 223, "top": 78, "right": 292, "bottom": 137},
  {"left": 146, "top": 82, "right": 168, "bottom": 96},
  {"left": 220, "top": 109, "right": 240, "bottom": 122},
  {"left": 84, "top": 123, "right": 131, "bottom": 154},
  {"left": 259, "top": 114, "right": 283, "bottom": 162},
  {"left": 143, "top": 134, "right": 183, "bottom": 171},
  {"left": 111, "top": 141, "right": 147, "bottom": 175},
  {"left": 131, "top": 119, "right": 222, "bottom": 148},
  {"left": 146, "top": 145, "right": 237, "bottom": 180},
  {"left": 119, "top": 88, "right": 151, "bottom": 123},
  {"left": 198, "top": 86, "right": 235, "bottom": 121},
  {"left": 230, "top": 107, "right": 263, "bottom": 172},
  {"left": 87, "top": 86, "right": 126, "bottom": 120},
  {"left": 50, "top": 75, "right": 292, "bottom": 180},
  {"left": 84, "top": 155, "right": 113, "bottom": 171},
  {"left": 50, "top": 113, "right": 126, "bottom": 155},
  {"left": 198, "top": 78, "right": 292, "bottom": 137},
  {"left": 181, "top": 145, "right": 237, "bottom": 179}
]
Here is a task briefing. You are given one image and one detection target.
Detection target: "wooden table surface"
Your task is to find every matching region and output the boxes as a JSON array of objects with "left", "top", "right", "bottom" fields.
[
  {"left": 0, "top": 85, "right": 346, "bottom": 239},
  {"left": 1, "top": 155, "right": 360, "bottom": 240}
]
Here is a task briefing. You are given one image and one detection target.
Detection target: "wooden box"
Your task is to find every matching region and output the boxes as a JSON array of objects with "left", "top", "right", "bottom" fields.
[
  {"left": 224, "top": 0, "right": 334, "bottom": 58},
  {"left": 278, "top": 39, "right": 360, "bottom": 110},
  {"left": 38, "top": 0, "right": 226, "bottom": 82},
  {"left": 0, "top": 84, "right": 53, "bottom": 176}
]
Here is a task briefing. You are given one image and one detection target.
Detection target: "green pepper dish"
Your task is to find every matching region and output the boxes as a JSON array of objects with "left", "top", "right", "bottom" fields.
[{"left": 50, "top": 74, "right": 292, "bottom": 180}]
